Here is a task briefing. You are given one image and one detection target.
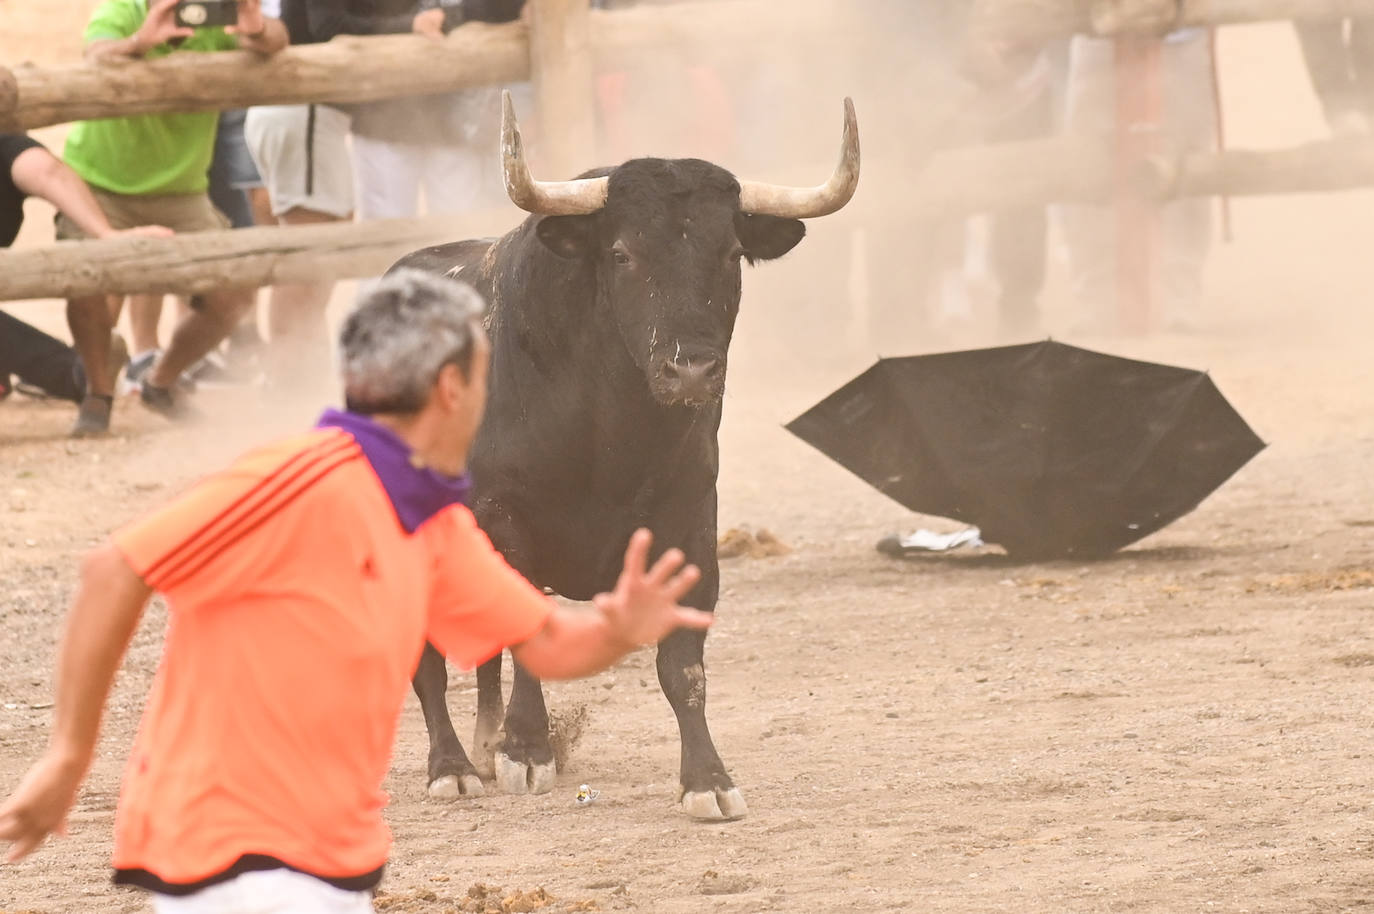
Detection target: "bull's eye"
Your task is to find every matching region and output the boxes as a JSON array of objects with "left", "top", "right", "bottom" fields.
[{"left": 611, "top": 244, "right": 631, "bottom": 266}]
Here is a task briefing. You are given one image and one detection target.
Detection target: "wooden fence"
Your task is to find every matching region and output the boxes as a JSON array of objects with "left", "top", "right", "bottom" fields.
[{"left": 4, "top": 0, "right": 1374, "bottom": 303}]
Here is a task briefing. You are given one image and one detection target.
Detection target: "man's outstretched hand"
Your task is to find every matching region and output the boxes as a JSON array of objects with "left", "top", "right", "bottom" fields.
[{"left": 594, "top": 528, "right": 711, "bottom": 649}]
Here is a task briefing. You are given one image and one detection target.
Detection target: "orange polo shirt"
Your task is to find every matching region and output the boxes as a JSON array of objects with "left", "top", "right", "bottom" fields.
[{"left": 108, "top": 428, "right": 551, "bottom": 891}]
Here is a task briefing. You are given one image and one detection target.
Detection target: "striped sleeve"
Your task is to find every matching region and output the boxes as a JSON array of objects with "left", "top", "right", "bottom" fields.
[{"left": 112, "top": 430, "right": 360, "bottom": 596}]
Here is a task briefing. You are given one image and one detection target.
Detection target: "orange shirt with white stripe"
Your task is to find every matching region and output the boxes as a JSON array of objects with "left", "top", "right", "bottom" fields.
[{"left": 108, "top": 426, "right": 551, "bottom": 892}]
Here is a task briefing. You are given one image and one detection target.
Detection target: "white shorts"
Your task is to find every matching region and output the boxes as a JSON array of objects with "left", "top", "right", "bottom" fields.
[
  {"left": 151, "top": 869, "right": 374, "bottom": 914},
  {"left": 244, "top": 104, "right": 355, "bottom": 219}
]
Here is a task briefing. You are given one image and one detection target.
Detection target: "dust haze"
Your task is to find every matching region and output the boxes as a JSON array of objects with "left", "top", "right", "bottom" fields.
[{"left": 4, "top": 4, "right": 1374, "bottom": 913}]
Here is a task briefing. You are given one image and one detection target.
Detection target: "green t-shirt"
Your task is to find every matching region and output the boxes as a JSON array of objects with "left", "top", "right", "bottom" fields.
[{"left": 63, "top": 0, "right": 238, "bottom": 196}]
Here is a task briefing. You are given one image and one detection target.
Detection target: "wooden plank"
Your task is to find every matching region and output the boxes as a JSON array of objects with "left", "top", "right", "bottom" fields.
[
  {"left": 0, "top": 25, "right": 530, "bottom": 132},
  {"left": 0, "top": 211, "right": 522, "bottom": 302},
  {"left": 0, "top": 0, "right": 850, "bottom": 131},
  {"left": 910, "top": 135, "right": 1374, "bottom": 218},
  {"left": 970, "top": 0, "right": 1374, "bottom": 43}
]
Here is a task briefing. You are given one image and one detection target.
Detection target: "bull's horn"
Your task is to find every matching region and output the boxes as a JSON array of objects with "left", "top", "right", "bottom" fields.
[
  {"left": 502, "top": 90, "right": 609, "bottom": 216},
  {"left": 737, "top": 97, "right": 861, "bottom": 219}
]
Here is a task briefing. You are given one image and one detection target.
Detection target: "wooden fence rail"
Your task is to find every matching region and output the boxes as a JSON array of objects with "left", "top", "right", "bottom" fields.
[
  {"left": 912, "top": 136, "right": 1374, "bottom": 220},
  {"left": 7, "top": 0, "right": 1374, "bottom": 304},
  {"left": 0, "top": 212, "right": 518, "bottom": 301},
  {"left": 0, "top": 0, "right": 842, "bottom": 132},
  {"left": 970, "top": 0, "right": 1374, "bottom": 44}
]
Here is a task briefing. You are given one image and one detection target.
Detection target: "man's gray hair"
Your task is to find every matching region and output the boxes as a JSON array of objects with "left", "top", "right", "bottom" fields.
[{"left": 339, "top": 269, "right": 486, "bottom": 415}]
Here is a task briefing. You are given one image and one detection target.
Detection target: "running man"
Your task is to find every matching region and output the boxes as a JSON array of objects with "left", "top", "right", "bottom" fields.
[{"left": 0, "top": 270, "right": 710, "bottom": 913}]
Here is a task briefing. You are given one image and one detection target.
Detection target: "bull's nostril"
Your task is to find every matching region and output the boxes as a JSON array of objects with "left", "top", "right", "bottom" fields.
[{"left": 654, "top": 355, "right": 724, "bottom": 404}]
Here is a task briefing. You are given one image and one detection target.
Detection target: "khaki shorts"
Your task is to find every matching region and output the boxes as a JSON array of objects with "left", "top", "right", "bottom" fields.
[
  {"left": 54, "top": 187, "right": 230, "bottom": 240},
  {"left": 244, "top": 103, "right": 354, "bottom": 219}
]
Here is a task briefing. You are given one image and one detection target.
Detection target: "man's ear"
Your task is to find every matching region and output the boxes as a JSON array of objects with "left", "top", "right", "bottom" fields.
[
  {"left": 436, "top": 361, "right": 467, "bottom": 410},
  {"left": 535, "top": 215, "right": 598, "bottom": 259}
]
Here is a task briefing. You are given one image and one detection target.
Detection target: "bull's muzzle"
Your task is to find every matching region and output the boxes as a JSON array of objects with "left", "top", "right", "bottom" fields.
[{"left": 651, "top": 354, "right": 725, "bottom": 408}]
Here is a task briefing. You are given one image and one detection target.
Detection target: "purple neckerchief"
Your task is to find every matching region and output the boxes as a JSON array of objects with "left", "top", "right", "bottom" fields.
[{"left": 317, "top": 408, "right": 472, "bottom": 534}]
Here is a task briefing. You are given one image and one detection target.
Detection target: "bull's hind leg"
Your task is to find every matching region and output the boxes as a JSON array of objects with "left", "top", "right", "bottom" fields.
[
  {"left": 413, "top": 642, "right": 485, "bottom": 799},
  {"left": 658, "top": 627, "right": 748, "bottom": 820},
  {"left": 472, "top": 652, "right": 505, "bottom": 779},
  {"left": 470, "top": 501, "right": 557, "bottom": 795},
  {"left": 494, "top": 662, "right": 557, "bottom": 795}
]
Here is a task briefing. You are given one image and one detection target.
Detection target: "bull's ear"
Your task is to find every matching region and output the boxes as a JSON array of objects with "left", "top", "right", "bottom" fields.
[
  {"left": 535, "top": 215, "right": 597, "bottom": 260},
  {"left": 735, "top": 213, "right": 805, "bottom": 262}
]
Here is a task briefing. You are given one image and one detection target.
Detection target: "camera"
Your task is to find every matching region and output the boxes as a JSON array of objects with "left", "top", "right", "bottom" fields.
[{"left": 175, "top": 0, "right": 238, "bottom": 28}]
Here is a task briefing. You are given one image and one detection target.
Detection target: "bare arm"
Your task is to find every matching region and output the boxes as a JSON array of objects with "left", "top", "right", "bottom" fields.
[
  {"left": 511, "top": 529, "right": 710, "bottom": 680},
  {"left": 85, "top": 0, "right": 192, "bottom": 61},
  {"left": 0, "top": 545, "right": 153, "bottom": 861},
  {"left": 9, "top": 147, "right": 172, "bottom": 240}
]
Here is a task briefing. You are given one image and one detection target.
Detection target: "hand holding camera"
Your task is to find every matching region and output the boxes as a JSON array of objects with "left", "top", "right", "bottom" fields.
[{"left": 133, "top": 0, "right": 195, "bottom": 52}]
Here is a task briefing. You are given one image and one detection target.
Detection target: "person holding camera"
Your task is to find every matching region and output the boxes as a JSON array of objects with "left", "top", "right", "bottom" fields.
[
  {"left": 1294, "top": 19, "right": 1374, "bottom": 137},
  {"left": 58, "top": 0, "right": 287, "bottom": 437}
]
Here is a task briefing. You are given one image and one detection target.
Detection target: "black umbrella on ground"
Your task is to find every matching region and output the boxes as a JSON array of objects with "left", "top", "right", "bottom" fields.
[{"left": 785, "top": 340, "right": 1265, "bottom": 560}]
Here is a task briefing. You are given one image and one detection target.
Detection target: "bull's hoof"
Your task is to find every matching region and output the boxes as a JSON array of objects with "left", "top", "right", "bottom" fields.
[
  {"left": 682, "top": 787, "right": 749, "bottom": 821},
  {"left": 428, "top": 774, "right": 485, "bottom": 800},
  {"left": 495, "top": 751, "right": 556, "bottom": 795}
]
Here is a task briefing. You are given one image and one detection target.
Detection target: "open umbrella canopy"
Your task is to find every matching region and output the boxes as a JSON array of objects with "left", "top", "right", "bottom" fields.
[{"left": 785, "top": 341, "right": 1265, "bottom": 560}]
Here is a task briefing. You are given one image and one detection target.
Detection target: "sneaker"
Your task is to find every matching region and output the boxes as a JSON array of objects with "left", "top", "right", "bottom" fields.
[
  {"left": 70, "top": 394, "right": 113, "bottom": 438},
  {"left": 139, "top": 379, "right": 198, "bottom": 422},
  {"left": 121, "top": 349, "right": 157, "bottom": 395},
  {"left": 122, "top": 349, "right": 197, "bottom": 395}
]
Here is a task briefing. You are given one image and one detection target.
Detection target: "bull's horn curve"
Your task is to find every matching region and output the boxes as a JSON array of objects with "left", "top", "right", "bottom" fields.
[
  {"left": 737, "top": 97, "right": 861, "bottom": 219},
  {"left": 501, "top": 90, "right": 609, "bottom": 216}
]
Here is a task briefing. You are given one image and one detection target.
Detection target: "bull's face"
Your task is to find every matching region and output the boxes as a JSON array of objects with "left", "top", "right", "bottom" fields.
[
  {"left": 499, "top": 93, "right": 859, "bottom": 409},
  {"left": 534, "top": 160, "right": 805, "bottom": 408}
]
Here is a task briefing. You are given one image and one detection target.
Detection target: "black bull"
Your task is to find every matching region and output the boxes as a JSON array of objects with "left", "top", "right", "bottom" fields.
[{"left": 387, "top": 94, "right": 859, "bottom": 820}]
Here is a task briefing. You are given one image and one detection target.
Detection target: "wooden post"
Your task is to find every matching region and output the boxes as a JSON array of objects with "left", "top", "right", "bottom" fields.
[
  {"left": 0, "top": 66, "right": 17, "bottom": 132},
  {"left": 1113, "top": 35, "right": 1163, "bottom": 334},
  {"left": 0, "top": 66, "right": 15, "bottom": 131},
  {"left": 529, "top": 0, "right": 597, "bottom": 178}
]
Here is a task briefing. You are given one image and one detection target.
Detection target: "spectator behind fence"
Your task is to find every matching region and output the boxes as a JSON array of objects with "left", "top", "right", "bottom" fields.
[
  {"left": 939, "top": 31, "right": 1068, "bottom": 338},
  {"left": 290, "top": 0, "right": 524, "bottom": 232},
  {"left": 1058, "top": 27, "right": 1218, "bottom": 333},
  {"left": 58, "top": 0, "right": 287, "bottom": 437},
  {"left": 207, "top": 107, "right": 273, "bottom": 379},
  {"left": 0, "top": 134, "right": 170, "bottom": 416},
  {"left": 122, "top": 108, "right": 275, "bottom": 395},
  {"left": 1294, "top": 19, "right": 1374, "bottom": 136},
  {"left": 243, "top": 0, "right": 356, "bottom": 391}
]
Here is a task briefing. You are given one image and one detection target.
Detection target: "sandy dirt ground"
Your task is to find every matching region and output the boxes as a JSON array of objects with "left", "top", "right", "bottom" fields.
[{"left": 2, "top": 6, "right": 1374, "bottom": 913}]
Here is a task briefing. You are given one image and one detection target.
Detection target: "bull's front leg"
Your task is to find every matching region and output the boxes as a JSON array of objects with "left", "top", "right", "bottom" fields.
[
  {"left": 658, "top": 627, "right": 747, "bottom": 820},
  {"left": 413, "top": 642, "right": 485, "bottom": 799},
  {"left": 657, "top": 549, "right": 747, "bottom": 821}
]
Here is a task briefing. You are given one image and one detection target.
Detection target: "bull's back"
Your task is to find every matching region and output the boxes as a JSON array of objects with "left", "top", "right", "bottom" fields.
[{"left": 388, "top": 240, "right": 498, "bottom": 290}]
